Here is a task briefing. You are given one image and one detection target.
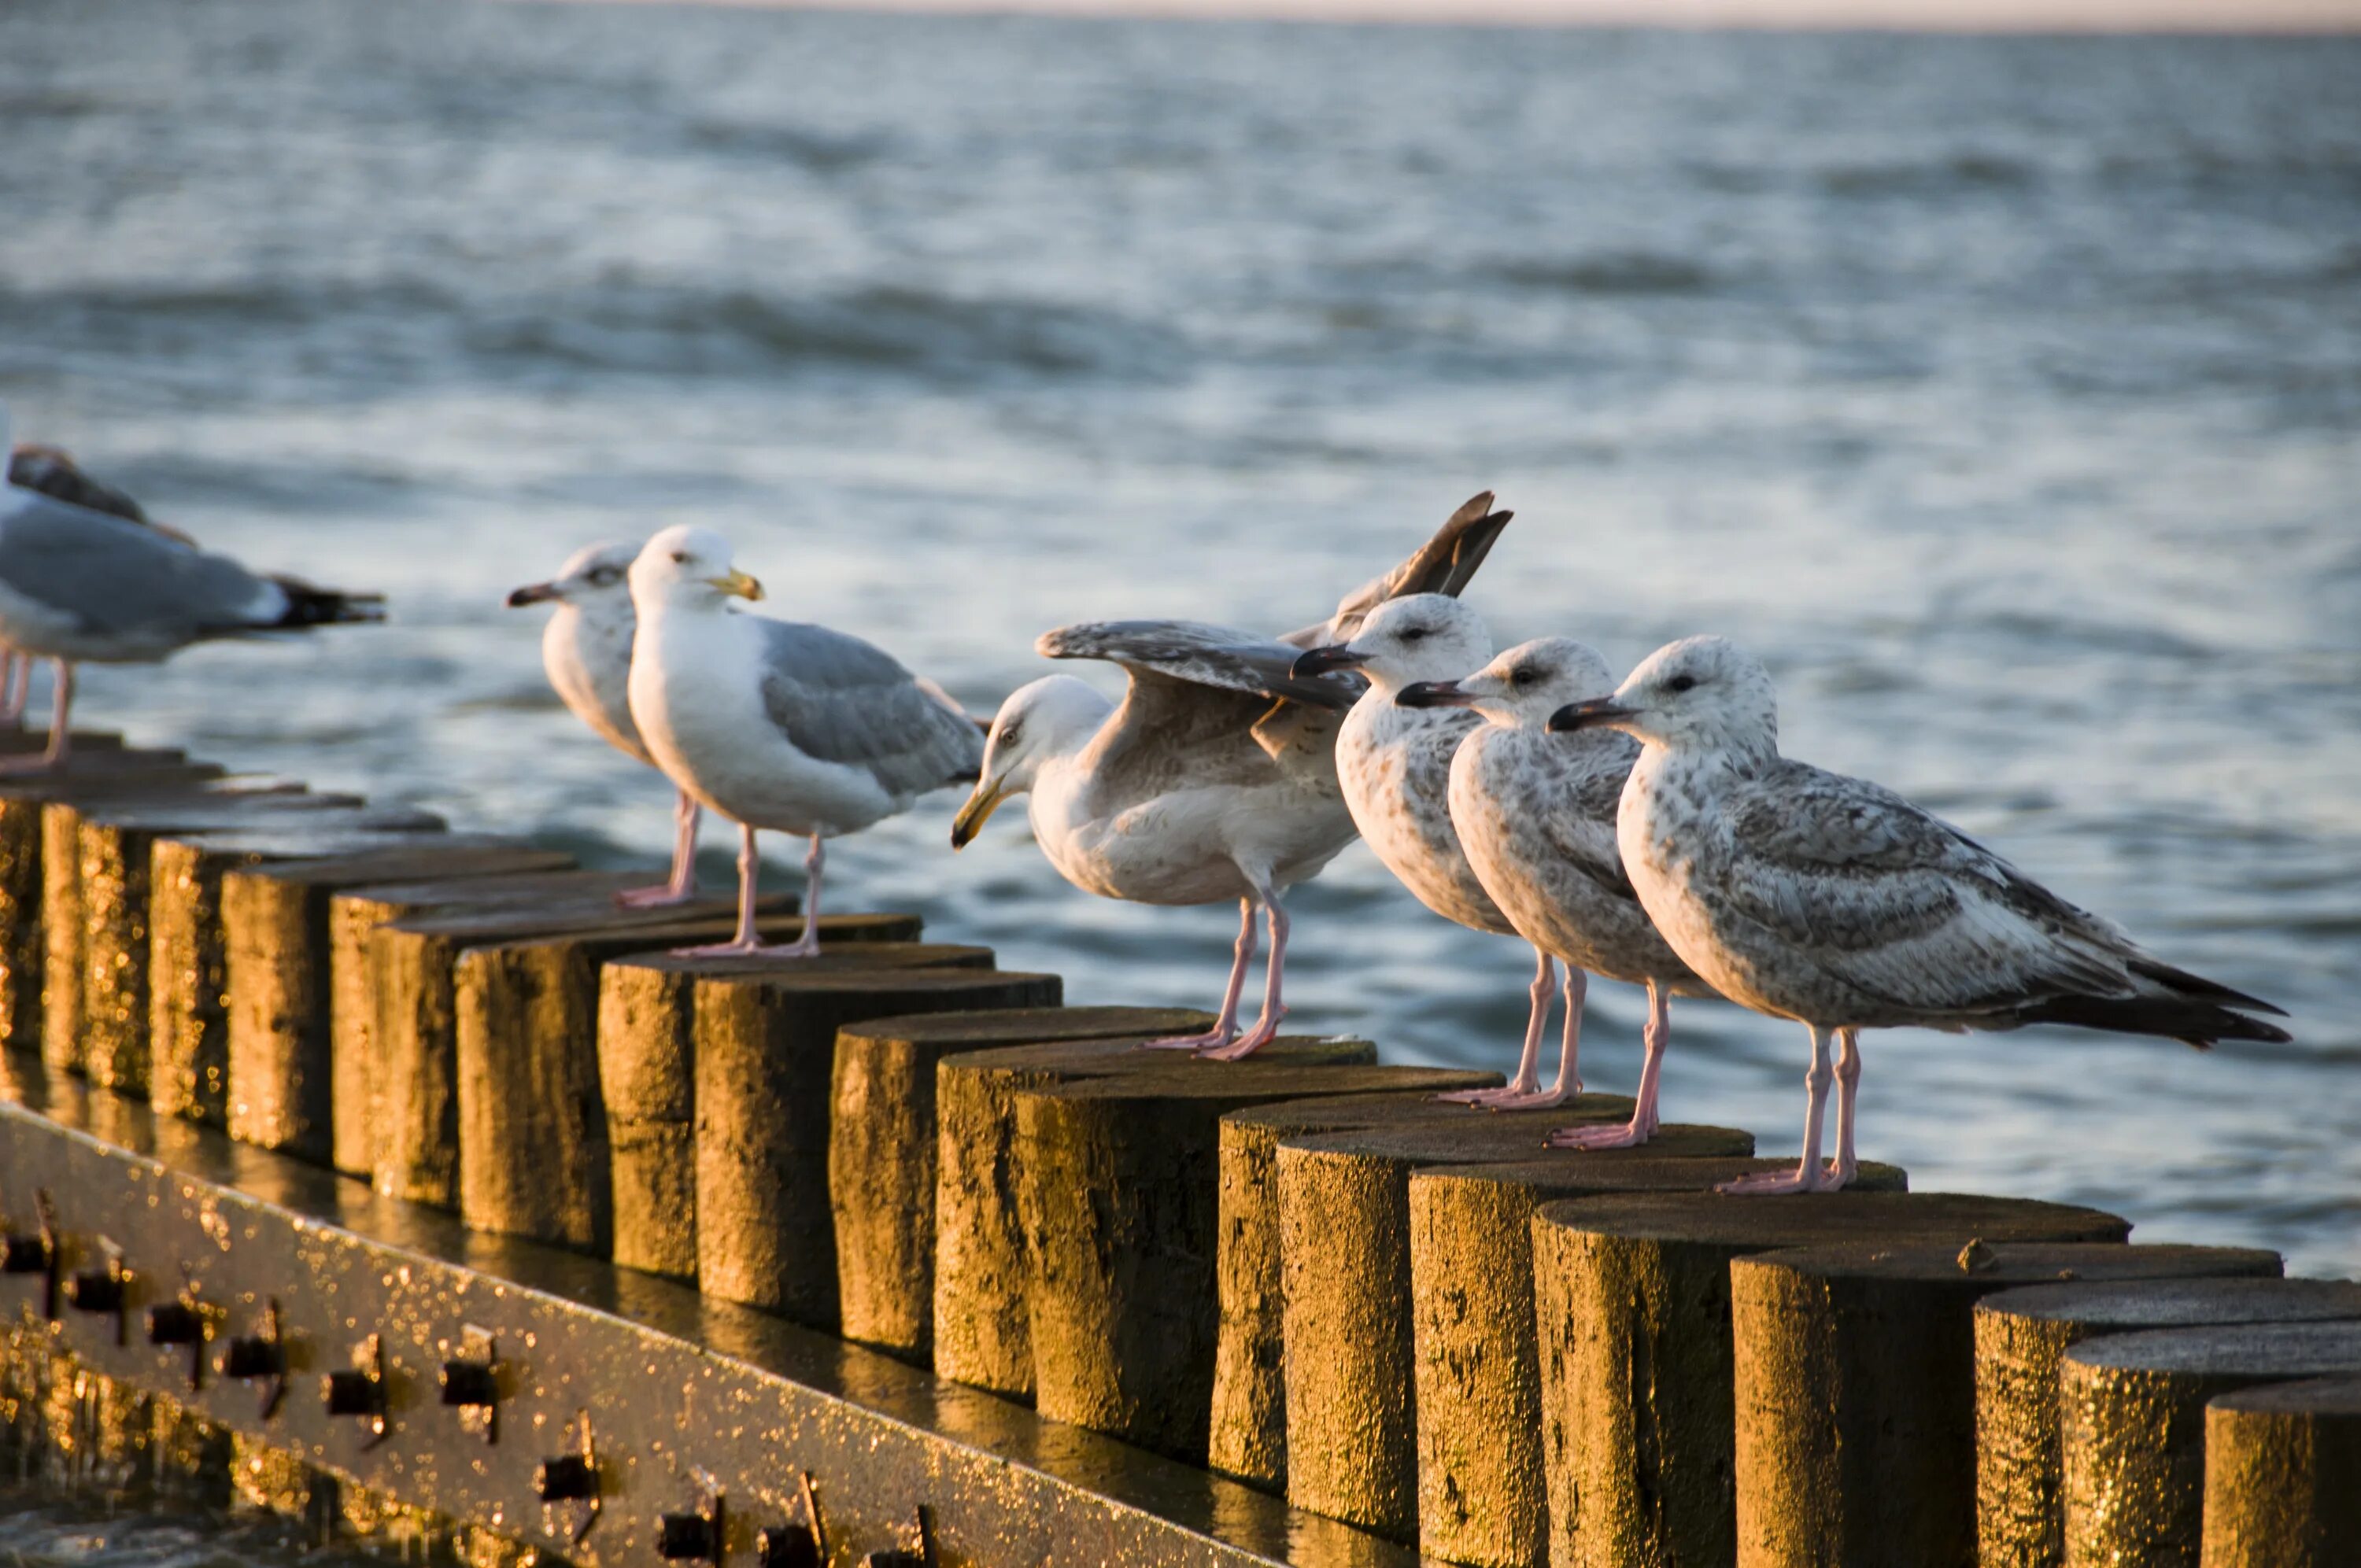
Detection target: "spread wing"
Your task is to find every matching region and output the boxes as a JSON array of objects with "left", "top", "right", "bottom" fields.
[
  {"left": 0, "top": 487, "right": 282, "bottom": 638},
  {"left": 1038, "top": 619, "right": 1350, "bottom": 800},
  {"left": 757, "top": 618, "right": 986, "bottom": 799},
  {"left": 1281, "top": 491, "right": 1514, "bottom": 649}
]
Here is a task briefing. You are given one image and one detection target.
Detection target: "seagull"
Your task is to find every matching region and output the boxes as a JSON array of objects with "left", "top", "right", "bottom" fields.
[
  {"left": 1293, "top": 592, "right": 1595, "bottom": 1109},
  {"left": 3, "top": 439, "right": 168, "bottom": 729},
  {"left": 0, "top": 406, "right": 383, "bottom": 773},
  {"left": 1400, "top": 637, "right": 1717, "bottom": 1147},
  {"left": 951, "top": 494, "right": 1509, "bottom": 1060},
  {"left": 625, "top": 523, "right": 983, "bottom": 958},
  {"left": 1549, "top": 635, "right": 2292, "bottom": 1194},
  {"left": 507, "top": 540, "right": 704, "bottom": 908}
]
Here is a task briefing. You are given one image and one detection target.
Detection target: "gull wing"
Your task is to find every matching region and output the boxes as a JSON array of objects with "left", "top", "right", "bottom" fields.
[
  {"left": 757, "top": 618, "right": 987, "bottom": 799},
  {"left": 1038, "top": 619, "right": 1353, "bottom": 799},
  {"left": 0, "top": 487, "right": 281, "bottom": 639},
  {"left": 1280, "top": 491, "right": 1514, "bottom": 649},
  {"left": 1711, "top": 760, "right": 2285, "bottom": 1040}
]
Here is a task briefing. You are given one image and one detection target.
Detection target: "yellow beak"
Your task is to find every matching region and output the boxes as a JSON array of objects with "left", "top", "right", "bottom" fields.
[
  {"left": 708, "top": 568, "right": 764, "bottom": 601},
  {"left": 949, "top": 777, "right": 1011, "bottom": 850}
]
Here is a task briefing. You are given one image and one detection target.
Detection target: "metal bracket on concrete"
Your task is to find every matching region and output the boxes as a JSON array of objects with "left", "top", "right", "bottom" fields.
[{"left": 0, "top": 1061, "right": 1426, "bottom": 1567}]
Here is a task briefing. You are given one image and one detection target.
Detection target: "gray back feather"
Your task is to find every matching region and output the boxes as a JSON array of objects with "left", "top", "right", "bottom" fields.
[
  {"left": 756, "top": 618, "right": 985, "bottom": 799},
  {"left": 0, "top": 489, "right": 275, "bottom": 637}
]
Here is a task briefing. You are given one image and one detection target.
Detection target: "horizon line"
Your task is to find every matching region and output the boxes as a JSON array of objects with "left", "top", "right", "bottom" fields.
[{"left": 509, "top": 0, "right": 2361, "bottom": 36}]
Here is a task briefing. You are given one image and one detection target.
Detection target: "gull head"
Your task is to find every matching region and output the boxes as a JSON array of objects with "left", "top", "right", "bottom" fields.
[
  {"left": 1549, "top": 635, "right": 1778, "bottom": 758},
  {"left": 1398, "top": 636, "right": 1615, "bottom": 729},
  {"left": 951, "top": 675, "right": 1109, "bottom": 850},
  {"left": 630, "top": 524, "right": 763, "bottom": 613},
  {"left": 1291, "top": 593, "right": 1489, "bottom": 692},
  {"left": 505, "top": 540, "right": 638, "bottom": 617}
]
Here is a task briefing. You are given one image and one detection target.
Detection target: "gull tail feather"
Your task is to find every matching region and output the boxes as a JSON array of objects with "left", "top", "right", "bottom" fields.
[
  {"left": 2013, "top": 992, "right": 2293, "bottom": 1050},
  {"left": 264, "top": 577, "right": 388, "bottom": 629},
  {"left": 2126, "top": 955, "right": 2289, "bottom": 1017}
]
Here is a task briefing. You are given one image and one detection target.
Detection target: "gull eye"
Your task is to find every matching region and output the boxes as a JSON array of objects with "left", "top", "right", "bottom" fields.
[
  {"left": 671, "top": 551, "right": 690, "bottom": 565},
  {"left": 1510, "top": 667, "right": 1536, "bottom": 688},
  {"left": 1400, "top": 627, "right": 1429, "bottom": 643},
  {"left": 997, "top": 725, "right": 1020, "bottom": 747},
  {"left": 1666, "top": 673, "right": 1698, "bottom": 694},
  {"left": 589, "top": 566, "right": 622, "bottom": 586}
]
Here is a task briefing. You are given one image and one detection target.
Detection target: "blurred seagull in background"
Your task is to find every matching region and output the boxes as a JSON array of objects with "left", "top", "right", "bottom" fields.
[
  {"left": 1294, "top": 586, "right": 1605, "bottom": 1109},
  {"left": 0, "top": 404, "right": 384, "bottom": 773},
  {"left": 1400, "top": 637, "right": 1716, "bottom": 1148},
  {"left": 2, "top": 439, "right": 160, "bottom": 729},
  {"left": 951, "top": 494, "right": 1509, "bottom": 1060},
  {"left": 626, "top": 523, "right": 983, "bottom": 957},
  {"left": 507, "top": 540, "right": 704, "bottom": 908},
  {"left": 1550, "top": 635, "right": 2292, "bottom": 1194}
]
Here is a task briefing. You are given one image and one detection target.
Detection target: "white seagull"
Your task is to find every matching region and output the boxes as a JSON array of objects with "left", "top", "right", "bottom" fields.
[
  {"left": 1549, "top": 635, "right": 2291, "bottom": 1194},
  {"left": 2, "top": 440, "right": 156, "bottom": 729},
  {"left": 1399, "top": 637, "right": 1716, "bottom": 1147},
  {"left": 626, "top": 523, "right": 983, "bottom": 957},
  {"left": 0, "top": 407, "right": 382, "bottom": 773},
  {"left": 951, "top": 495, "right": 1509, "bottom": 1060},
  {"left": 1293, "top": 592, "right": 1596, "bottom": 1109},
  {"left": 507, "top": 540, "right": 704, "bottom": 908}
]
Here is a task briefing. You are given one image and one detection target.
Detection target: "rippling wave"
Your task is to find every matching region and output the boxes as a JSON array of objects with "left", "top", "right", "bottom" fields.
[{"left": 1, "top": 0, "right": 2355, "bottom": 1281}]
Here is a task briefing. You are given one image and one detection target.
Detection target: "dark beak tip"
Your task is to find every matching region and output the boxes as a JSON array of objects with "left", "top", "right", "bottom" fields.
[
  {"left": 1395, "top": 681, "right": 1458, "bottom": 710},
  {"left": 1291, "top": 644, "right": 1371, "bottom": 681},
  {"left": 505, "top": 585, "right": 549, "bottom": 608}
]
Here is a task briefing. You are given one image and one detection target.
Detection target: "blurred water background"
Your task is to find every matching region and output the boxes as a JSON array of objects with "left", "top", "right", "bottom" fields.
[{"left": 1, "top": 0, "right": 2355, "bottom": 1277}]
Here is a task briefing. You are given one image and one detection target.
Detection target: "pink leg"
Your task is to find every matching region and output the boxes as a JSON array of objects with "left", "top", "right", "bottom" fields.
[
  {"left": 1550, "top": 978, "right": 1671, "bottom": 1150},
  {"left": 1437, "top": 947, "right": 1565, "bottom": 1107},
  {"left": 618, "top": 791, "right": 703, "bottom": 907},
  {"left": 671, "top": 823, "right": 822, "bottom": 960},
  {"left": 1198, "top": 891, "right": 1289, "bottom": 1061},
  {"left": 1717, "top": 1022, "right": 1842, "bottom": 1194},
  {"left": 0, "top": 660, "right": 72, "bottom": 775},
  {"left": 1824, "top": 1028, "right": 1861, "bottom": 1186},
  {"left": 0, "top": 651, "right": 24, "bottom": 729},
  {"left": 1139, "top": 897, "right": 1254, "bottom": 1051}
]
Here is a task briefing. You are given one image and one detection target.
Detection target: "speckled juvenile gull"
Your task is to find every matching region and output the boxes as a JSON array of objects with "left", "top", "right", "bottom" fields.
[
  {"left": 0, "top": 404, "right": 383, "bottom": 773},
  {"left": 953, "top": 493, "right": 1509, "bottom": 1060},
  {"left": 626, "top": 523, "right": 983, "bottom": 957},
  {"left": 1295, "top": 591, "right": 1598, "bottom": 1109},
  {"left": 507, "top": 540, "right": 704, "bottom": 908},
  {"left": 1401, "top": 637, "right": 1717, "bottom": 1146},
  {"left": 1550, "top": 634, "right": 2292, "bottom": 1193}
]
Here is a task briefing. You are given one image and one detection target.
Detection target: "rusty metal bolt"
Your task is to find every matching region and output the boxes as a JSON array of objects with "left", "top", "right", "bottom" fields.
[
  {"left": 147, "top": 1300, "right": 203, "bottom": 1345},
  {"left": 755, "top": 1528, "right": 820, "bottom": 1568},
  {"left": 438, "top": 1357, "right": 497, "bottom": 1408},
  {"left": 537, "top": 1453, "right": 597, "bottom": 1503},
  {"left": 0, "top": 1234, "right": 50, "bottom": 1273},
  {"left": 65, "top": 1266, "right": 124, "bottom": 1314},
  {"left": 223, "top": 1332, "right": 285, "bottom": 1381},
  {"left": 656, "top": 1511, "right": 719, "bottom": 1562},
  {"left": 323, "top": 1367, "right": 383, "bottom": 1417}
]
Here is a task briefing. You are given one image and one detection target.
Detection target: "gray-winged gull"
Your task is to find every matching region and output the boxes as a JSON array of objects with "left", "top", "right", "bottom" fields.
[
  {"left": 1549, "top": 634, "right": 2292, "bottom": 1193},
  {"left": 1400, "top": 636, "right": 1717, "bottom": 1148},
  {"left": 950, "top": 494, "right": 1510, "bottom": 1060},
  {"left": 0, "top": 406, "right": 384, "bottom": 773},
  {"left": 4, "top": 445, "right": 125, "bottom": 726},
  {"left": 626, "top": 523, "right": 983, "bottom": 957},
  {"left": 3, "top": 437, "right": 173, "bottom": 729},
  {"left": 507, "top": 540, "right": 704, "bottom": 908},
  {"left": 1295, "top": 590, "right": 1602, "bottom": 1109}
]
